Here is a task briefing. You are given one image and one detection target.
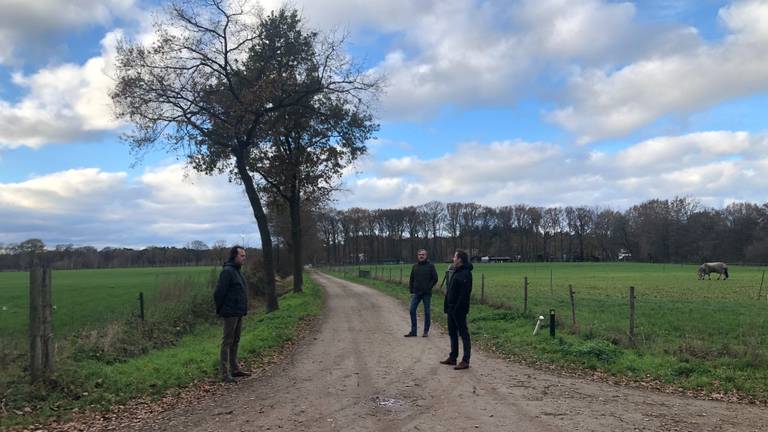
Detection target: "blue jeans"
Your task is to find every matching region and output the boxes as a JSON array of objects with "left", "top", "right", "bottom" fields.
[{"left": 409, "top": 293, "right": 431, "bottom": 335}]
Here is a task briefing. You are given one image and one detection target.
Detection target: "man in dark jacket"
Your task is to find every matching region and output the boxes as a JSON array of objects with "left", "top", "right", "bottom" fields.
[
  {"left": 440, "top": 249, "right": 473, "bottom": 370},
  {"left": 214, "top": 245, "right": 250, "bottom": 382},
  {"left": 405, "top": 249, "right": 438, "bottom": 337}
]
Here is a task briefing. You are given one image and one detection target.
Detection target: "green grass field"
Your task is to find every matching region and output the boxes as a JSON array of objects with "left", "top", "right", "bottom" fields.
[
  {"left": 1, "top": 268, "right": 323, "bottom": 428},
  {"left": 0, "top": 266, "right": 216, "bottom": 341},
  {"left": 330, "top": 262, "right": 768, "bottom": 400},
  {"left": 357, "top": 262, "right": 768, "bottom": 354}
]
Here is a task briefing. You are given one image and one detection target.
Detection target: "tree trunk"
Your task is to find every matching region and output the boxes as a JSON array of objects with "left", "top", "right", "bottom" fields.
[
  {"left": 288, "top": 186, "right": 304, "bottom": 293},
  {"left": 234, "top": 151, "right": 279, "bottom": 312}
]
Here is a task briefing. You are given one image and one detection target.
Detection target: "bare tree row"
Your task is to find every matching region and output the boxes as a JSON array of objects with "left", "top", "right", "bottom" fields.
[
  {"left": 312, "top": 198, "right": 768, "bottom": 265},
  {"left": 0, "top": 239, "right": 235, "bottom": 271}
]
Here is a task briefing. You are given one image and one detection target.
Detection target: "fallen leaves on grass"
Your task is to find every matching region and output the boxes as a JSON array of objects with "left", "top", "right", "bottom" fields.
[{"left": 9, "top": 315, "right": 319, "bottom": 432}]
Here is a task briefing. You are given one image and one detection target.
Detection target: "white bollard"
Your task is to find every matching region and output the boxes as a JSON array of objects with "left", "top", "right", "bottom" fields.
[{"left": 533, "top": 315, "right": 545, "bottom": 336}]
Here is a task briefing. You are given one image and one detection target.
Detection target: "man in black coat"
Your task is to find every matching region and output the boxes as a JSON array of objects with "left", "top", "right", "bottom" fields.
[
  {"left": 214, "top": 245, "right": 251, "bottom": 382},
  {"left": 405, "top": 249, "right": 438, "bottom": 337},
  {"left": 440, "top": 249, "right": 473, "bottom": 370}
]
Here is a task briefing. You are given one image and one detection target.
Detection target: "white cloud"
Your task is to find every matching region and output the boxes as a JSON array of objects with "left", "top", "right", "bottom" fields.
[
  {"left": 3, "top": 131, "right": 767, "bottom": 248},
  {"left": 0, "top": 163, "right": 257, "bottom": 248},
  {"left": 254, "top": 0, "right": 660, "bottom": 120},
  {"left": 549, "top": 0, "right": 768, "bottom": 142},
  {"left": 0, "top": 31, "right": 122, "bottom": 149},
  {"left": 613, "top": 131, "right": 751, "bottom": 173},
  {"left": 336, "top": 130, "right": 768, "bottom": 209},
  {"left": 0, "top": 0, "right": 138, "bottom": 65}
]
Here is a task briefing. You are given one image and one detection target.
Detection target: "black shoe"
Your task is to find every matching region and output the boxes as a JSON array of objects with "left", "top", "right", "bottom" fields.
[
  {"left": 454, "top": 360, "right": 470, "bottom": 370},
  {"left": 404, "top": 333, "right": 417, "bottom": 337},
  {"left": 439, "top": 358, "right": 457, "bottom": 365},
  {"left": 232, "top": 370, "right": 251, "bottom": 377},
  {"left": 222, "top": 374, "right": 236, "bottom": 383}
]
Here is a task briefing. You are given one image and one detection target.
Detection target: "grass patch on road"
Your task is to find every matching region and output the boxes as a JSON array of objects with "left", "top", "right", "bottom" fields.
[
  {"left": 1, "top": 273, "right": 322, "bottom": 429},
  {"left": 325, "top": 268, "right": 768, "bottom": 403}
]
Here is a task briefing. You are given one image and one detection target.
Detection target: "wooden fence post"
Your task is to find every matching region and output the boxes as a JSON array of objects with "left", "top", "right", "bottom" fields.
[
  {"left": 29, "top": 265, "right": 53, "bottom": 383},
  {"left": 524, "top": 276, "right": 529, "bottom": 315},
  {"left": 568, "top": 284, "right": 577, "bottom": 332},
  {"left": 629, "top": 286, "right": 636, "bottom": 346},
  {"left": 758, "top": 270, "right": 765, "bottom": 300},
  {"left": 139, "top": 292, "right": 145, "bottom": 321},
  {"left": 481, "top": 273, "right": 485, "bottom": 305},
  {"left": 549, "top": 309, "right": 556, "bottom": 338}
]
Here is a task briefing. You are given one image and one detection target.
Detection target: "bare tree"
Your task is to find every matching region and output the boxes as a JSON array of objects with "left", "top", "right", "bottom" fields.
[
  {"left": 419, "top": 201, "right": 445, "bottom": 259},
  {"left": 445, "top": 202, "right": 463, "bottom": 253},
  {"left": 111, "top": 2, "right": 378, "bottom": 308}
]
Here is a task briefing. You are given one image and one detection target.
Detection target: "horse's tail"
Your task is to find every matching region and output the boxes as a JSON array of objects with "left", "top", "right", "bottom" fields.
[{"left": 724, "top": 267, "right": 729, "bottom": 279}]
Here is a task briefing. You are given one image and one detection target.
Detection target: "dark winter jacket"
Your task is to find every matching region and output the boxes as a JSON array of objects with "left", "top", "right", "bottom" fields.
[
  {"left": 214, "top": 261, "right": 248, "bottom": 317},
  {"left": 444, "top": 262, "right": 473, "bottom": 316},
  {"left": 409, "top": 260, "right": 438, "bottom": 295}
]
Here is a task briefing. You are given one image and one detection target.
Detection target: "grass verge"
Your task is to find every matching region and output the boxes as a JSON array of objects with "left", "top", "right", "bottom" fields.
[
  {"left": 326, "top": 270, "right": 768, "bottom": 404},
  {"left": 1, "top": 273, "right": 323, "bottom": 429}
]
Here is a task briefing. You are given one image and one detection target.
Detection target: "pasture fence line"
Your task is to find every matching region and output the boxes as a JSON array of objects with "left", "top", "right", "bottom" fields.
[
  {"left": 325, "top": 262, "right": 768, "bottom": 352},
  {"left": 328, "top": 264, "right": 654, "bottom": 348}
]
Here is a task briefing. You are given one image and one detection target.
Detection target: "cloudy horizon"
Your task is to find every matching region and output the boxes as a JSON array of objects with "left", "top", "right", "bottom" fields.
[{"left": 2, "top": 0, "right": 768, "bottom": 249}]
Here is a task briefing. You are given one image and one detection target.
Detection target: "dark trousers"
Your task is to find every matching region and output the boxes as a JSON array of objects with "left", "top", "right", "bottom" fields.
[
  {"left": 409, "top": 293, "right": 432, "bottom": 335},
  {"left": 220, "top": 316, "right": 243, "bottom": 375},
  {"left": 447, "top": 311, "right": 471, "bottom": 363}
]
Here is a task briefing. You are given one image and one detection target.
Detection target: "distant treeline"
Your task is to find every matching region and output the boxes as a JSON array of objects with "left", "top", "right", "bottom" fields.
[
  {"left": 312, "top": 197, "right": 768, "bottom": 265},
  {"left": 0, "top": 239, "right": 234, "bottom": 271}
]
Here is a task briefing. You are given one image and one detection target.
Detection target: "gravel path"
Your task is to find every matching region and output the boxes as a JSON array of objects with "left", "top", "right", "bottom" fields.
[{"left": 129, "top": 272, "right": 767, "bottom": 432}]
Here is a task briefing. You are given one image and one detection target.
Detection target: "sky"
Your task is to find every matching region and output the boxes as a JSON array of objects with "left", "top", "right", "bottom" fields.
[{"left": 1, "top": 0, "right": 768, "bottom": 249}]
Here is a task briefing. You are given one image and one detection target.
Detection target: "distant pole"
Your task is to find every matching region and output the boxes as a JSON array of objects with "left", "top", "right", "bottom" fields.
[
  {"left": 568, "top": 284, "right": 576, "bottom": 331},
  {"left": 758, "top": 271, "right": 765, "bottom": 300},
  {"left": 629, "top": 286, "right": 636, "bottom": 346},
  {"left": 524, "top": 276, "right": 529, "bottom": 315},
  {"left": 399, "top": 265, "right": 403, "bottom": 284}
]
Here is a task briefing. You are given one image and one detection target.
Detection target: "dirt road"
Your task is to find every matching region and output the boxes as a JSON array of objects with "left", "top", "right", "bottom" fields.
[{"left": 131, "top": 272, "right": 767, "bottom": 432}]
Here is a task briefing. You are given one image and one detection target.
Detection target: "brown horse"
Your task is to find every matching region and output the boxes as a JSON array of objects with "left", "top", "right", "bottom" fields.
[{"left": 697, "top": 262, "right": 729, "bottom": 280}]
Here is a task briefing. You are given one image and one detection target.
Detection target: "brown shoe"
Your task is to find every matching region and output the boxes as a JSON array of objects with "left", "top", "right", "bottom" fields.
[
  {"left": 439, "top": 358, "right": 457, "bottom": 365},
  {"left": 454, "top": 361, "right": 469, "bottom": 370}
]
